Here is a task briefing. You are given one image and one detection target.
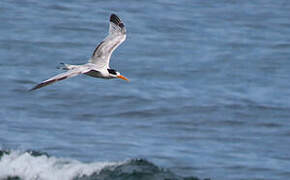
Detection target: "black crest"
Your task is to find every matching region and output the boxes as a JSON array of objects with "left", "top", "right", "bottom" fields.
[{"left": 107, "top": 69, "right": 117, "bottom": 75}]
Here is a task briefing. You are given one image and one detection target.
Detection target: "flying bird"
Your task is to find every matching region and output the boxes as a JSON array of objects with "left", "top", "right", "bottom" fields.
[{"left": 30, "top": 14, "right": 128, "bottom": 91}]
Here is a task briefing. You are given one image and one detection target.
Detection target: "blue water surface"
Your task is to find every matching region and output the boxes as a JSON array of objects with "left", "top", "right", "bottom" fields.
[{"left": 1, "top": 0, "right": 290, "bottom": 179}]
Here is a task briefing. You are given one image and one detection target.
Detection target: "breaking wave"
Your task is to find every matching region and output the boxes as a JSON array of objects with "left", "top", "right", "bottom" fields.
[{"left": 0, "top": 150, "right": 207, "bottom": 180}]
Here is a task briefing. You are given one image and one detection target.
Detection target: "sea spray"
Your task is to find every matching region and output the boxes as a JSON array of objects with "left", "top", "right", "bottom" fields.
[{"left": 0, "top": 150, "right": 117, "bottom": 180}]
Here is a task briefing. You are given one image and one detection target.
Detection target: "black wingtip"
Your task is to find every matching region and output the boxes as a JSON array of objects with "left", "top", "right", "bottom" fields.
[
  {"left": 28, "top": 87, "right": 36, "bottom": 92},
  {"left": 29, "top": 80, "right": 54, "bottom": 91},
  {"left": 119, "top": 22, "right": 124, "bottom": 28},
  {"left": 110, "top": 14, "right": 122, "bottom": 25},
  {"left": 28, "top": 85, "right": 40, "bottom": 91}
]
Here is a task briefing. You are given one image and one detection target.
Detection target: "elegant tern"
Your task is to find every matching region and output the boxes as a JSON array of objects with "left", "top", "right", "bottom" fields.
[{"left": 30, "top": 14, "right": 128, "bottom": 91}]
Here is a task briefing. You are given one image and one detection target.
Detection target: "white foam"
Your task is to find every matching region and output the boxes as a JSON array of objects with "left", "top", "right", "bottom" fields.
[{"left": 0, "top": 150, "right": 119, "bottom": 180}]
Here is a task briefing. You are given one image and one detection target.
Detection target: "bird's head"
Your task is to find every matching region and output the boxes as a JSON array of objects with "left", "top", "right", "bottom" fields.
[{"left": 107, "top": 69, "right": 129, "bottom": 81}]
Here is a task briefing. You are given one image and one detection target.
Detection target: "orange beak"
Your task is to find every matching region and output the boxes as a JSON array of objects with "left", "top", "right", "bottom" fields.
[{"left": 117, "top": 75, "right": 129, "bottom": 82}]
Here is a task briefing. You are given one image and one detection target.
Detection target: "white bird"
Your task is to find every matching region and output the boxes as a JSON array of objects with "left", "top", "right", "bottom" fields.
[{"left": 30, "top": 14, "right": 128, "bottom": 91}]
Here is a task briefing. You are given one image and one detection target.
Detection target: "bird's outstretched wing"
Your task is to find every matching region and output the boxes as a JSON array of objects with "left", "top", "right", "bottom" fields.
[
  {"left": 29, "top": 67, "right": 90, "bottom": 91},
  {"left": 89, "top": 14, "right": 126, "bottom": 68}
]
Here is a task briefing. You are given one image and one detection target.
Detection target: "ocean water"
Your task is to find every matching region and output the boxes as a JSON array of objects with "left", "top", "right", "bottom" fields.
[{"left": 1, "top": 0, "right": 290, "bottom": 180}]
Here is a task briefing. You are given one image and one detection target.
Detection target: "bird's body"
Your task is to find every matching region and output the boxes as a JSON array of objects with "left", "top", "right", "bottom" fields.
[{"left": 30, "top": 14, "right": 128, "bottom": 91}]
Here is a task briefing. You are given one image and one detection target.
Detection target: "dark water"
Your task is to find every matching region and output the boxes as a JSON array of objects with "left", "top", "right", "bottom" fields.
[{"left": 1, "top": 0, "right": 290, "bottom": 180}]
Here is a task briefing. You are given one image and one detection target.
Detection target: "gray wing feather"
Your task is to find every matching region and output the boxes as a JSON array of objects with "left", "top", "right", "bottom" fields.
[
  {"left": 29, "top": 67, "right": 90, "bottom": 91},
  {"left": 89, "top": 14, "right": 126, "bottom": 67}
]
